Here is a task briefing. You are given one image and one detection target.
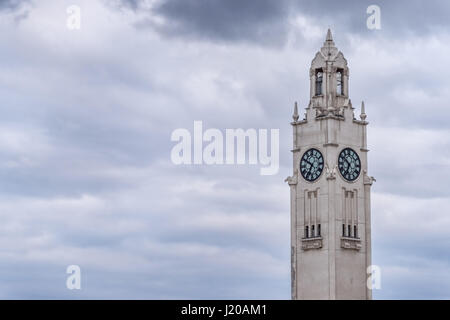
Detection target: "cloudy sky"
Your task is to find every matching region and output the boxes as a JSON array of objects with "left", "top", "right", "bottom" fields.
[{"left": 0, "top": 0, "right": 449, "bottom": 299}]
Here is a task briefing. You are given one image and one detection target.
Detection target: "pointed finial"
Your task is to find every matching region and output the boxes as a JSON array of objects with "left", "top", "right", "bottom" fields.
[
  {"left": 326, "top": 28, "right": 333, "bottom": 42},
  {"left": 322, "top": 28, "right": 336, "bottom": 54},
  {"left": 293, "top": 101, "right": 299, "bottom": 121},
  {"left": 360, "top": 101, "right": 367, "bottom": 121}
]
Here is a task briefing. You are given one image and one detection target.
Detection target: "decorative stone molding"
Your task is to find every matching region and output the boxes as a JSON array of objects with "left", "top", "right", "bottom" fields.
[
  {"left": 314, "top": 99, "right": 346, "bottom": 118},
  {"left": 285, "top": 168, "right": 299, "bottom": 186},
  {"left": 316, "top": 113, "right": 345, "bottom": 121},
  {"left": 335, "top": 106, "right": 345, "bottom": 117},
  {"left": 342, "top": 98, "right": 350, "bottom": 108},
  {"left": 340, "top": 237, "right": 362, "bottom": 250},
  {"left": 325, "top": 164, "right": 337, "bottom": 180},
  {"left": 315, "top": 107, "right": 326, "bottom": 117},
  {"left": 291, "top": 119, "right": 307, "bottom": 126},
  {"left": 323, "top": 143, "right": 339, "bottom": 147},
  {"left": 363, "top": 170, "right": 376, "bottom": 185},
  {"left": 301, "top": 237, "right": 323, "bottom": 250},
  {"left": 353, "top": 119, "right": 368, "bottom": 125}
]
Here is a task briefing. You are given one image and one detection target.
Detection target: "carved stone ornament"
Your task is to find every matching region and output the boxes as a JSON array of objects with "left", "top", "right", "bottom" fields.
[
  {"left": 340, "top": 237, "right": 362, "bottom": 250},
  {"left": 325, "top": 164, "right": 337, "bottom": 180},
  {"left": 363, "top": 170, "right": 376, "bottom": 185},
  {"left": 336, "top": 106, "right": 344, "bottom": 117},
  {"left": 285, "top": 168, "right": 299, "bottom": 185},
  {"left": 301, "top": 237, "right": 323, "bottom": 250},
  {"left": 315, "top": 105, "right": 344, "bottom": 118}
]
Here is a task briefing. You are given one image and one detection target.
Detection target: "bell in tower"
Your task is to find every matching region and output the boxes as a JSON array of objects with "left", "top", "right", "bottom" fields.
[{"left": 286, "top": 29, "right": 375, "bottom": 300}]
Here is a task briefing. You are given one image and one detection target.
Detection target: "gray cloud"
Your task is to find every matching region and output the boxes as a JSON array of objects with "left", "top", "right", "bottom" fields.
[
  {"left": 116, "top": 0, "right": 291, "bottom": 45},
  {"left": 117, "top": 0, "right": 450, "bottom": 46},
  {"left": 291, "top": 0, "right": 450, "bottom": 35},
  {"left": 0, "top": 0, "right": 27, "bottom": 10},
  {"left": 155, "top": 0, "right": 290, "bottom": 45}
]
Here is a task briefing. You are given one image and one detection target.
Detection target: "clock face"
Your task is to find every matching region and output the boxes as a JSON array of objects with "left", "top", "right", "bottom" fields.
[
  {"left": 300, "top": 148, "right": 324, "bottom": 182},
  {"left": 338, "top": 148, "right": 361, "bottom": 181}
]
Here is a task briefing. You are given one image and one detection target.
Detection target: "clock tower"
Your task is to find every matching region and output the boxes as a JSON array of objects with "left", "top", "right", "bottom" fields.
[{"left": 285, "top": 29, "right": 375, "bottom": 300}]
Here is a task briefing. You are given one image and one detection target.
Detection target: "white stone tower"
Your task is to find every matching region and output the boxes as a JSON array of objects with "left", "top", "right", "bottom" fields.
[{"left": 285, "top": 29, "right": 375, "bottom": 300}]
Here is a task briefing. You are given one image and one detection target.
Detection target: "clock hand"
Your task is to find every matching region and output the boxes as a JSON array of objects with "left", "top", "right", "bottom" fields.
[
  {"left": 342, "top": 164, "right": 351, "bottom": 176},
  {"left": 344, "top": 158, "right": 352, "bottom": 171},
  {"left": 304, "top": 164, "right": 311, "bottom": 175},
  {"left": 342, "top": 168, "right": 348, "bottom": 176},
  {"left": 346, "top": 156, "right": 352, "bottom": 165}
]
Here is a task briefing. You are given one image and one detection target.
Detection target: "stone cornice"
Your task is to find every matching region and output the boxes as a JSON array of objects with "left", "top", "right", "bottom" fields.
[
  {"left": 323, "top": 143, "right": 339, "bottom": 147},
  {"left": 353, "top": 119, "right": 369, "bottom": 126},
  {"left": 316, "top": 114, "right": 345, "bottom": 121},
  {"left": 291, "top": 120, "right": 307, "bottom": 126}
]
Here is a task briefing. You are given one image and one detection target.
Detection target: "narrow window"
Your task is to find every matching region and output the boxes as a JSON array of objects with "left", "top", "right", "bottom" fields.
[
  {"left": 311, "top": 225, "right": 315, "bottom": 237},
  {"left": 348, "top": 225, "right": 352, "bottom": 238},
  {"left": 305, "top": 226, "right": 309, "bottom": 238},
  {"left": 317, "top": 224, "right": 321, "bottom": 237},
  {"left": 315, "top": 69, "right": 323, "bottom": 96},
  {"left": 354, "top": 225, "right": 358, "bottom": 238},
  {"left": 342, "top": 224, "right": 345, "bottom": 237},
  {"left": 336, "top": 69, "right": 343, "bottom": 95}
]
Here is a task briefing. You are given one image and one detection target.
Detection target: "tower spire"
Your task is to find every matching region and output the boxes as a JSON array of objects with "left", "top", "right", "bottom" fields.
[
  {"left": 320, "top": 28, "right": 337, "bottom": 59},
  {"left": 360, "top": 101, "right": 367, "bottom": 121},
  {"left": 293, "top": 101, "right": 299, "bottom": 121},
  {"left": 326, "top": 28, "right": 333, "bottom": 42},
  {"left": 323, "top": 28, "right": 335, "bottom": 47}
]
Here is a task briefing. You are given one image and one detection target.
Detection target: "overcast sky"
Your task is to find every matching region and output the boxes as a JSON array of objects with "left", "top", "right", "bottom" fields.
[{"left": 1, "top": 0, "right": 450, "bottom": 299}]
